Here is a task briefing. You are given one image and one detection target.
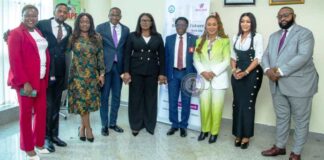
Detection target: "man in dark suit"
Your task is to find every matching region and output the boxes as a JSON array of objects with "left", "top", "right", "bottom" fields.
[
  {"left": 96, "top": 7, "right": 130, "bottom": 136},
  {"left": 261, "top": 7, "right": 318, "bottom": 160},
  {"left": 165, "top": 17, "right": 197, "bottom": 137},
  {"left": 36, "top": 3, "right": 72, "bottom": 152}
]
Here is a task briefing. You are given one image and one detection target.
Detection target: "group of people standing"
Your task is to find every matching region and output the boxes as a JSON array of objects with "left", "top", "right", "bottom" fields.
[{"left": 6, "top": 2, "right": 318, "bottom": 160}]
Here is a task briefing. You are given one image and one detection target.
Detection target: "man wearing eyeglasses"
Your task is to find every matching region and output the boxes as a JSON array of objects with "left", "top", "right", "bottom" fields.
[
  {"left": 165, "top": 17, "right": 197, "bottom": 137},
  {"left": 261, "top": 7, "right": 318, "bottom": 160},
  {"left": 96, "top": 7, "right": 130, "bottom": 136}
]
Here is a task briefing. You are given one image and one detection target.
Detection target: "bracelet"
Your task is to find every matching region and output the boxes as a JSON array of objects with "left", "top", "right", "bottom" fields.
[{"left": 244, "top": 70, "right": 249, "bottom": 75}]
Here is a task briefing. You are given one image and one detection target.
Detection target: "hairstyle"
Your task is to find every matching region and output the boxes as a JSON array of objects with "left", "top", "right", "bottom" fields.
[
  {"left": 55, "top": 3, "right": 68, "bottom": 11},
  {"left": 175, "top": 17, "right": 189, "bottom": 25},
  {"left": 237, "top": 12, "right": 257, "bottom": 37},
  {"left": 70, "top": 13, "right": 100, "bottom": 48},
  {"left": 196, "top": 12, "right": 228, "bottom": 54},
  {"left": 280, "top": 6, "right": 295, "bottom": 14},
  {"left": 135, "top": 13, "right": 158, "bottom": 36},
  {"left": 21, "top": 4, "right": 38, "bottom": 16},
  {"left": 108, "top": 7, "right": 122, "bottom": 16}
]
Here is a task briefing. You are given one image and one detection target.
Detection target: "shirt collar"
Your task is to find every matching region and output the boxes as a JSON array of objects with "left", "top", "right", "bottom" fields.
[
  {"left": 110, "top": 22, "right": 121, "bottom": 29},
  {"left": 51, "top": 19, "right": 61, "bottom": 27},
  {"left": 177, "top": 33, "right": 187, "bottom": 39}
]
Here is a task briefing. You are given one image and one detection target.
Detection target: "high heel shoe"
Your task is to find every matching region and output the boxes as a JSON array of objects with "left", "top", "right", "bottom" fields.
[
  {"left": 234, "top": 138, "right": 241, "bottom": 147},
  {"left": 78, "top": 126, "right": 86, "bottom": 141},
  {"left": 241, "top": 140, "right": 249, "bottom": 149},
  {"left": 132, "top": 130, "right": 139, "bottom": 136},
  {"left": 208, "top": 134, "right": 218, "bottom": 144},
  {"left": 86, "top": 128, "right": 94, "bottom": 142},
  {"left": 197, "top": 132, "right": 208, "bottom": 141},
  {"left": 27, "top": 154, "right": 40, "bottom": 160}
]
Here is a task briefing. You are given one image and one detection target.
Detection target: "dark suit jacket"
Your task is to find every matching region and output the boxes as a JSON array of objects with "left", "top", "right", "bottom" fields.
[
  {"left": 165, "top": 33, "right": 197, "bottom": 80},
  {"left": 124, "top": 32, "right": 165, "bottom": 76},
  {"left": 96, "top": 22, "right": 130, "bottom": 73},
  {"left": 36, "top": 18, "right": 72, "bottom": 79},
  {"left": 7, "top": 23, "right": 50, "bottom": 91}
]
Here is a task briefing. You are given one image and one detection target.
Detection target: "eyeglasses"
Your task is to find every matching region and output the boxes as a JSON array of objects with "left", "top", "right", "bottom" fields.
[
  {"left": 277, "top": 13, "right": 293, "bottom": 19},
  {"left": 175, "top": 24, "right": 188, "bottom": 28},
  {"left": 141, "top": 19, "right": 151, "bottom": 23},
  {"left": 109, "top": 14, "right": 121, "bottom": 18}
]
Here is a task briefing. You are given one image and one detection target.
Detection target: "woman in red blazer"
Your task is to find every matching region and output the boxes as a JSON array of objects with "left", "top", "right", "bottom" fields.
[{"left": 7, "top": 5, "right": 50, "bottom": 160}]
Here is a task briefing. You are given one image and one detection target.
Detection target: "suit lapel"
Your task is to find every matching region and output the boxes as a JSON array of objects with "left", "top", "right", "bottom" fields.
[
  {"left": 170, "top": 35, "right": 176, "bottom": 67},
  {"left": 278, "top": 25, "right": 299, "bottom": 57}
]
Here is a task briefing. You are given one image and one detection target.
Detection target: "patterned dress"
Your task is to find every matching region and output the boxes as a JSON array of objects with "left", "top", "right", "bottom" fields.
[{"left": 67, "top": 36, "right": 105, "bottom": 115}]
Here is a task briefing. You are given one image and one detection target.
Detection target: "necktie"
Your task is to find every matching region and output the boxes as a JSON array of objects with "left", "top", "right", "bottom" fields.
[
  {"left": 112, "top": 25, "right": 118, "bottom": 62},
  {"left": 112, "top": 25, "right": 118, "bottom": 48},
  {"left": 57, "top": 25, "right": 63, "bottom": 42},
  {"left": 177, "top": 36, "right": 183, "bottom": 70},
  {"left": 278, "top": 29, "right": 287, "bottom": 52}
]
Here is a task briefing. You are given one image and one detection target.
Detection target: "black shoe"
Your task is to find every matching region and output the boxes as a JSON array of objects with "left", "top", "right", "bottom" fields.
[
  {"left": 234, "top": 138, "right": 241, "bottom": 147},
  {"left": 132, "top": 130, "right": 139, "bottom": 136},
  {"left": 197, "top": 132, "right": 208, "bottom": 141},
  {"left": 101, "top": 127, "right": 109, "bottom": 136},
  {"left": 241, "top": 142, "right": 249, "bottom": 149},
  {"left": 86, "top": 128, "right": 94, "bottom": 142},
  {"left": 109, "top": 125, "right": 124, "bottom": 133},
  {"left": 147, "top": 129, "right": 154, "bottom": 135},
  {"left": 208, "top": 135, "right": 218, "bottom": 144},
  {"left": 44, "top": 139, "right": 55, "bottom": 152},
  {"left": 180, "top": 128, "right": 187, "bottom": 137},
  {"left": 52, "top": 137, "right": 67, "bottom": 147},
  {"left": 78, "top": 127, "right": 86, "bottom": 141},
  {"left": 166, "top": 128, "right": 178, "bottom": 135}
]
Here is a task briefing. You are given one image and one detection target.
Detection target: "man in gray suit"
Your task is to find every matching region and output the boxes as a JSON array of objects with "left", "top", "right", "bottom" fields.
[
  {"left": 261, "top": 7, "right": 318, "bottom": 160},
  {"left": 96, "top": 7, "right": 130, "bottom": 136}
]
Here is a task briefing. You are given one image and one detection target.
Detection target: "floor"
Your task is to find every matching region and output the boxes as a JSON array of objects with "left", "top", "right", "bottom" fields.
[{"left": 0, "top": 107, "right": 323, "bottom": 160}]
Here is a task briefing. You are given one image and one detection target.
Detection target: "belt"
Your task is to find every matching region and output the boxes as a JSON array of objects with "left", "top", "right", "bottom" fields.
[{"left": 173, "top": 67, "right": 186, "bottom": 71}]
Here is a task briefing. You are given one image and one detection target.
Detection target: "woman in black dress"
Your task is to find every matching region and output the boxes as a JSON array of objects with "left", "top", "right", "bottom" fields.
[
  {"left": 231, "top": 12, "right": 263, "bottom": 149},
  {"left": 122, "top": 13, "right": 166, "bottom": 136}
]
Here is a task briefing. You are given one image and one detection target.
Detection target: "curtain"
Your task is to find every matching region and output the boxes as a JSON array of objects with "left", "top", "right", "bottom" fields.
[{"left": 0, "top": 0, "right": 53, "bottom": 106}]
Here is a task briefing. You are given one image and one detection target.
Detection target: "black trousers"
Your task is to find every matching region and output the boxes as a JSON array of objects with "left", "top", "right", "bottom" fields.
[
  {"left": 46, "top": 76, "right": 64, "bottom": 139},
  {"left": 128, "top": 74, "right": 158, "bottom": 134}
]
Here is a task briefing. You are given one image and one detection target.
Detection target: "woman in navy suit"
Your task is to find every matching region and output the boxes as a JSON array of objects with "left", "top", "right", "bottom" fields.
[{"left": 123, "top": 13, "right": 166, "bottom": 136}]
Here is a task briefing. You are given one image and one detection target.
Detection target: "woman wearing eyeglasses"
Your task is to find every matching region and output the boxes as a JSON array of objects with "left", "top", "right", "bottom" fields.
[{"left": 122, "top": 13, "right": 166, "bottom": 136}]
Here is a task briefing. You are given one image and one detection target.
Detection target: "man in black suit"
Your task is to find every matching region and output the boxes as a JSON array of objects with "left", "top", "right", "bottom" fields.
[
  {"left": 96, "top": 7, "right": 130, "bottom": 136},
  {"left": 36, "top": 3, "right": 72, "bottom": 152}
]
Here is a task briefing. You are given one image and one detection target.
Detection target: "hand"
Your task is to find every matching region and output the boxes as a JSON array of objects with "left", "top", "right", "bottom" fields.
[
  {"left": 236, "top": 71, "right": 247, "bottom": 79},
  {"left": 201, "top": 71, "right": 212, "bottom": 81},
  {"left": 208, "top": 72, "right": 216, "bottom": 79},
  {"left": 23, "top": 82, "right": 33, "bottom": 96},
  {"left": 98, "top": 75, "right": 105, "bottom": 87},
  {"left": 266, "top": 68, "right": 279, "bottom": 82},
  {"left": 158, "top": 75, "right": 167, "bottom": 85},
  {"left": 122, "top": 72, "right": 132, "bottom": 84},
  {"left": 3, "top": 29, "right": 10, "bottom": 43}
]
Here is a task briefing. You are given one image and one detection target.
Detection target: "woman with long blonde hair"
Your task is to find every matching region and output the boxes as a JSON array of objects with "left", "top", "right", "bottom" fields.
[{"left": 193, "top": 13, "right": 230, "bottom": 144}]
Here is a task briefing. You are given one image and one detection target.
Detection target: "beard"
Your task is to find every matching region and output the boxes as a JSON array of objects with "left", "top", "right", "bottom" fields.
[{"left": 279, "top": 18, "right": 295, "bottom": 29}]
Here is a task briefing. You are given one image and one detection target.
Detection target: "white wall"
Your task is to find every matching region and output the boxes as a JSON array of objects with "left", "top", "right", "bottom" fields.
[{"left": 86, "top": 0, "right": 324, "bottom": 134}]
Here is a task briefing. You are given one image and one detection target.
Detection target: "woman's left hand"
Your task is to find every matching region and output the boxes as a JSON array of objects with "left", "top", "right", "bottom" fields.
[
  {"left": 158, "top": 75, "right": 167, "bottom": 85},
  {"left": 98, "top": 75, "right": 105, "bottom": 87}
]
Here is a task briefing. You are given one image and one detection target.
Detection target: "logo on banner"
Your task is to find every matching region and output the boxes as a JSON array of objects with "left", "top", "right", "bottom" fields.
[
  {"left": 181, "top": 73, "right": 204, "bottom": 97},
  {"left": 195, "top": 3, "right": 207, "bottom": 12},
  {"left": 168, "top": 5, "right": 175, "bottom": 13}
]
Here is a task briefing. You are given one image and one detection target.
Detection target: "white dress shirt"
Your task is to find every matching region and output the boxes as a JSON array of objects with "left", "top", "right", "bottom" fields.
[
  {"left": 51, "top": 19, "right": 67, "bottom": 39},
  {"left": 231, "top": 32, "right": 263, "bottom": 63},
  {"left": 110, "top": 23, "right": 121, "bottom": 43},
  {"left": 174, "top": 33, "right": 187, "bottom": 68}
]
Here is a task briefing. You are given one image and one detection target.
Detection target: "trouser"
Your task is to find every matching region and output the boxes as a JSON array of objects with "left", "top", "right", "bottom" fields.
[
  {"left": 273, "top": 86, "right": 313, "bottom": 154},
  {"left": 199, "top": 88, "right": 226, "bottom": 135},
  {"left": 17, "top": 79, "right": 47, "bottom": 151}
]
